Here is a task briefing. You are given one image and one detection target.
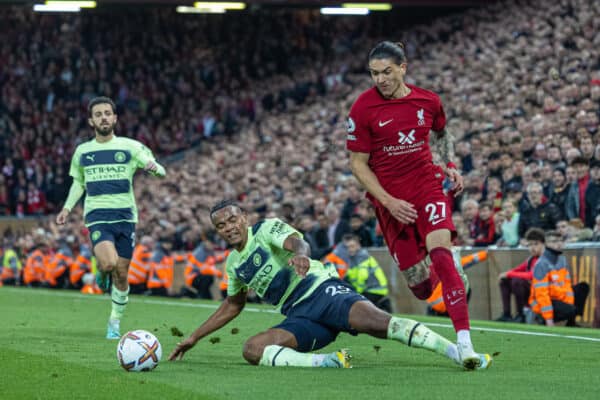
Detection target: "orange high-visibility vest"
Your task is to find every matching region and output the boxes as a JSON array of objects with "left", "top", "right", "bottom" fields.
[
  {"left": 23, "top": 249, "right": 46, "bottom": 285},
  {"left": 147, "top": 250, "right": 174, "bottom": 290},
  {"left": 70, "top": 248, "right": 92, "bottom": 286},
  {"left": 529, "top": 250, "right": 574, "bottom": 321},
  {"left": 426, "top": 250, "right": 487, "bottom": 313},
  {"left": 46, "top": 250, "right": 73, "bottom": 287},
  {"left": 128, "top": 244, "right": 153, "bottom": 285},
  {"left": 323, "top": 252, "right": 348, "bottom": 279}
]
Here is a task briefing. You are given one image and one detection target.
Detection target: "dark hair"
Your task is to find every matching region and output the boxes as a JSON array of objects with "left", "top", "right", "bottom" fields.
[
  {"left": 553, "top": 166, "right": 566, "bottom": 176},
  {"left": 570, "top": 156, "right": 589, "bottom": 166},
  {"left": 342, "top": 233, "right": 360, "bottom": 243},
  {"left": 545, "top": 230, "right": 563, "bottom": 241},
  {"left": 88, "top": 96, "right": 116, "bottom": 117},
  {"left": 368, "top": 41, "right": 407, "bottom": 65},
  {"left": 524, "top": 228, "right": 545, "bottom": 243},
  {"left": 479, "top": 200, "right": 493, "bottom": 210},
  {"left": 210, "top": 199, "right": 243, "bottom": 219}
]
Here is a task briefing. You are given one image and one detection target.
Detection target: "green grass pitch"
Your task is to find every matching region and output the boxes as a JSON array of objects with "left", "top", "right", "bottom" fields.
[{"left": 1, "top": 287, "right": 598, "bottom": 400}]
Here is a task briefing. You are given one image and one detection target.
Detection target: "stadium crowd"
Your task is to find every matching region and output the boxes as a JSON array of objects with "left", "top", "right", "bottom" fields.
[{"left": 1, "top": 0, "right": 599, "bottom": 310}]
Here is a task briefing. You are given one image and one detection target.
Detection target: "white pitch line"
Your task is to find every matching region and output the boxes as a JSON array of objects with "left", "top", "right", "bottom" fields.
[
  {"left": 3, "top": 287, "right": 600, "bottom": 342},
  {"left": 427, "top": 322, "right": 600, "bottom": 343}
]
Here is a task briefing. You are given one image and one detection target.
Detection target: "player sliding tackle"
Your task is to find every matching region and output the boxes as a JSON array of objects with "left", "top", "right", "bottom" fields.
[{"left": 169, "top": 200, "right": 492, "bottom": 370}]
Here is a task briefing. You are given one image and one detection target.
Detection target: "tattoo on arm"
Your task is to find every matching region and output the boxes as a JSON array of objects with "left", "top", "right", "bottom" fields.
[{"left": 430, "top": 128, "right": 456, "bottom": 165}]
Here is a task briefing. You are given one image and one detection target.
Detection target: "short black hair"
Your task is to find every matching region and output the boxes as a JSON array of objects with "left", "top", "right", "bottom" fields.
[
  {"left": 342, "top": 233, "right": 360, "bottom": 243},
  {"left": 210, "top": 199, "right": 243, "bottom": 218},
  {"left": 524, "top": 228, "right": 545, "bottom": 243},
  {"left": 570, "top": 156, "right": 589, "bottom": 167},
  {"left": 368, "top": 41, "right": 407, "bottom": 65},
  {"left": 88, "top": 96, "right": 116, "bottom": 117}
]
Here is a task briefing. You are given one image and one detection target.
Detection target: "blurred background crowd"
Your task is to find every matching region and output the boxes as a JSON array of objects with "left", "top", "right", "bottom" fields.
[{"left": 1, "top": 0, "right": 599, "bottom": 295}]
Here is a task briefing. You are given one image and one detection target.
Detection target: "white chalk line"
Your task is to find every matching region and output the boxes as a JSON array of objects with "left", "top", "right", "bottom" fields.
[{"left": 3, "top": 287, "right": 600, "bottom": 342}]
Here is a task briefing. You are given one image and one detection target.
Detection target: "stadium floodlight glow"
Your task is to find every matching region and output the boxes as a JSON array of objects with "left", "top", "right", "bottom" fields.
[
  {"left": 320, "top": 7, "right": 370, "bottom": 15},
  {"left": 342, "top": 3, "right": 392, "bottom": 11},
  {"left": 34, "top": 4, "right": 81, "bottom": 12},
  {"left": 194, "top": 2, "right": 246, "bottom": 10},
  {"left": 45, "top": 1, "right": 96, "bottom": 8},
  {"left": 176, "top": 5, "right": 226, "bottom": 13}
]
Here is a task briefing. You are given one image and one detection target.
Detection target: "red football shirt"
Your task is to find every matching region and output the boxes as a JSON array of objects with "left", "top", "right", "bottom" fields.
[{"left": 346, "top": 84, "right": 446, "bottom": 198}]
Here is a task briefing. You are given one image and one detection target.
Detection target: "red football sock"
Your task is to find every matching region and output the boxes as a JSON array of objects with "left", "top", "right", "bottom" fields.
[{"left": 429, "top": 247, "right": 470, "bottom": 332}]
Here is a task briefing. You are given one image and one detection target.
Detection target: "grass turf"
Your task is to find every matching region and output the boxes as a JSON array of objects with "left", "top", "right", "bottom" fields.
[{"left": 1, "top": 287, "right": 598, "bottom": 400}]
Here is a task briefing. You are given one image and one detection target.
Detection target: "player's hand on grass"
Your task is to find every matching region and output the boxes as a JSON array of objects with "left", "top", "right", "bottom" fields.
[
  {"left": 289, "top": 255, "right": 310, "bottom": 278},
  {"left": 384, "top": 197, "right": 417, "bottom": 224},
  {"left": 446, "top": 167, "right": 464, "bottom": 196},
  {"left": 56, "top": 209, "right": 69, "bottom": 225},
  {"left": 169, "top": 337, "right": 197, "bottom": 361}
]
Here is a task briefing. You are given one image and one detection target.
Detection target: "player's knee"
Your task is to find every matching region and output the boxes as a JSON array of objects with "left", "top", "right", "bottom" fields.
[
  {"left": 242, "top": 338, "right": 264, "bottom": 365},
  {"left": 97, "top": 254, "right": 118, "bottom": 272}
]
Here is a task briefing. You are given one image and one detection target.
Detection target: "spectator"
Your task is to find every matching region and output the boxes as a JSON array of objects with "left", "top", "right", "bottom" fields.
[
  {"left": 584, "top": 159, "right": 600, "bottom": 228},
  {"left": 548, "top": 167, "right": 568, "bottom": 219},
  {"left": 496, "top": 228, "right": 545, "bottom": 323},
  {"left": 471, "top": 201, "right": 497, "bottom": 247},
  {"left": 566, "top": 156, "right": 591, "bottom": 222},
  {"left": 348, "top": 214, "right": 374, "bottom": 248},
  {"left": 528, "top": 231, "right": 589, "bottom": 327},
  {"left": 496, "top": 198, "right": 520, "bottom": 247},
  {"left": 518, "top": 182, "right": 562, "bottom": 240}
]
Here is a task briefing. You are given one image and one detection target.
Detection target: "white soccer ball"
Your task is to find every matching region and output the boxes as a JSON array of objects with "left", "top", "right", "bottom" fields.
[{"left": 117, "top": 330, "right": 162, "bottom": 372}]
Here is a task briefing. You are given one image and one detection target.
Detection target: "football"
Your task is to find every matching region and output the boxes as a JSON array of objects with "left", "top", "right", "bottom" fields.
[{"left": 117, "top": 330, "right": 162, "bottom": 372}]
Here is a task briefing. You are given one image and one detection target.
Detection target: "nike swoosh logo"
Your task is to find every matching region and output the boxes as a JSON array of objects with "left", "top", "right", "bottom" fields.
[
  {"left": 378, "top": 119, "right": 393, "bottom": 127},
  {"left": 431, "top": 219, "right": 446, "bottom": 225},
  {"left": 449, "top": 298, "right": 463, "bottom": 306}
]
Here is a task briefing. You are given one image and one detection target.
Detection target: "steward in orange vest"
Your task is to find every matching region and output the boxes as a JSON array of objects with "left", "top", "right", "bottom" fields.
[
  {"left": 69, "top": 244, "right": 93, "bottom": 289},
  {"left": 23, "top": 242, "right": 49, "bottom": 287},
  {"left": 146, "top": 240, "right": 174, "bottom": 297},
  {"left": 183, "top": 243, "right": 224, "bottom": 299},
  {"left": 128, "top": 236, "right": 155, "bottom": 294},
  {"left": 46, "top": 239, "right": 74, "bottom": 289},
  {"left": 529, "top": 231, "right": 589, "bottom": 326}
]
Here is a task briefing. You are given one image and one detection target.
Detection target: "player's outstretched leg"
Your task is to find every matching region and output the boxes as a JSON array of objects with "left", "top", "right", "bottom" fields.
[
  {"left": 348, "top": 300, "right": 492, "bottom": 370},
  {"left": 245, "top": 328, "right": 351, "bottom": 368},
  {"left": 259, "top": 346, "right": 351, "bottom": 368}
]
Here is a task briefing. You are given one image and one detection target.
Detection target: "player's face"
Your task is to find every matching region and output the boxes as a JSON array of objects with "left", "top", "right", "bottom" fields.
[
  {"left": 212, "top": 206, "right": 249, "bottom": 250},
  {"left": 88, "top": 103, "right": 117, "bottom": 136},
  {"left": 368, "top": 58, "right": 406, "bottom": 99}
]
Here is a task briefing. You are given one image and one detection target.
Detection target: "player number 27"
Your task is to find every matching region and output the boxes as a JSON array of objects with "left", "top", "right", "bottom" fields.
[{"left": 425, "top": 201, "right": 446, "bottom": 222}]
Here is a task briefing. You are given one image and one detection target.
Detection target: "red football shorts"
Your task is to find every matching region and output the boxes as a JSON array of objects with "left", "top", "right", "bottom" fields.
[{"left": 372, "top": 184, "right": 456, "bottom": 271}]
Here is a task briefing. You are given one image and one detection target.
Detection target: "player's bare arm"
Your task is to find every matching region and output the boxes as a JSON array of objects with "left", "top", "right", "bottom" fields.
[
  {"left": 430, "top": 128, "right": 464, "bottom": 195},
  {"left": 169, "top": 290, "right": 247, "bottom": 361},
  {"left": 349, "top": 151, "right": 417, "bottom": 224},
  {"left": 284, "top": 234, "right": 311, "bottom": 277}
]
